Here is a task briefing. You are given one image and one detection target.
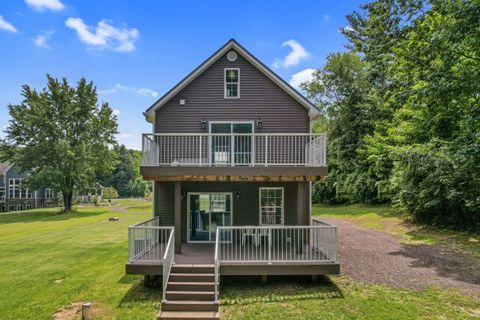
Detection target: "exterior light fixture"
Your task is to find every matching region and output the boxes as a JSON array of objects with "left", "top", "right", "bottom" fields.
[
  {"left": 235, "top": 189, "right": 241, "bottom": 200},
  {"left": 181, "top": 190, "right": 186, "bottom": 200},
  {"left": 201, "top": 118, "right": 208, "bottom": 130},
  {"left": 255, "top": 117, "right": 263, "bottom": 129}
]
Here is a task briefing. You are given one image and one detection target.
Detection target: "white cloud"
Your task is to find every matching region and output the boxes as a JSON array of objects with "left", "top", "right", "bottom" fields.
[
  {"left": 289, "top": 68, "right": 316, "bottom": 89},
  {"left": 137, "top": 88, "right": 158, "bottom": 97},
  {"left": 324, "top": 14, "right": 330, "bottom": 22},
  {"left": 98, "top": 84, "right": 158, "bottom": 97},
  {"left": 32, "top": 30, "right": 55, "bottom": 48},
  {"left": 272, "top": 39, "right": 310, "bottom": 68},
  {"left": 0, "top": 15, "right": 17, "bottom": 33},
  {"left": 116, "top": 133, "right": 132, "bottom": 139},
  {"left": 112, "top": 109, "right": 121, "bottom": 116},
  {"left": 343, "top": 25, "right": 355, "bottom": 33},
  {"left": 65, "top": 17, "right": 139, "bottom": 52},
  {"left": 25, "top": 0, "right": 65, "bottom": 11}
]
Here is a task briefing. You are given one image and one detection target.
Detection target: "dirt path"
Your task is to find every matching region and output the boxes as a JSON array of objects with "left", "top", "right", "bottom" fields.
[
  {"left": 109, "top": 204, "right": 150, "bottom": 214},
  {"left": 321, "top": 218, "right": 480, "bottom": 297}
]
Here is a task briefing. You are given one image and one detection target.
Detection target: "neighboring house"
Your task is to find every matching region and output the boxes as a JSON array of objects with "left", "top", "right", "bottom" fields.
[
  {"left": 0, "top": 162, "right": 57, "bottom": 212},
  {"left": 74, "top": 182, "right": 105, "bottom": 204},
  {"left": 125, "top": 39, "right": 338, "bottom": 319}
]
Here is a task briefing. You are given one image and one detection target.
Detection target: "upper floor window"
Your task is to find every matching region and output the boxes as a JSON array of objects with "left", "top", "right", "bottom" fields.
[
  {"left": 225, "top": 68, "right": 240, "bottom": 98},
  {"left": 45, "top": 188, "right": 55, "bottom": 199},
  {"left": 9, "top": 178, "right": 22, "bottom": 199},
  {"left": 8, "top": 178, "right": 32, "bottom": 199}
]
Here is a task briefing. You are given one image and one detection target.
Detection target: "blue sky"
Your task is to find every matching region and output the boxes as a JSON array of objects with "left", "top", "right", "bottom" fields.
[{"left": 0, "top": 0, "right": 363, "bottom": 150}]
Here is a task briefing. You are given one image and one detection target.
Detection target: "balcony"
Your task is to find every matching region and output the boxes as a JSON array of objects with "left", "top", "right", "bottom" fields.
[{"left": 140, "top": 133, "right": 327, "bottom": 181}]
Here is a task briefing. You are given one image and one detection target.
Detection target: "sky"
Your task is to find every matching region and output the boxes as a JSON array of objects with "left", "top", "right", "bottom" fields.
[{"left": 0, "top": 0, "right": 364, "bottom": 150}]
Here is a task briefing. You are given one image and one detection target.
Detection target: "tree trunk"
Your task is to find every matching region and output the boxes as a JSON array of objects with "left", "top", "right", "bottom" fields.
[{"left": 62, "top": 190, "right": 73, "bottom": 212}]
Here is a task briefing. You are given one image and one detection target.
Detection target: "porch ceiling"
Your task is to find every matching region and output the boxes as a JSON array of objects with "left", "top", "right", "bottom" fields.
[{"left": 141, "top": 166, "right": 327, "bottom": 182}]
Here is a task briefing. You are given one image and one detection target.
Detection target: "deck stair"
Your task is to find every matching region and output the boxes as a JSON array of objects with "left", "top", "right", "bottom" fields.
[{"left": 158, "top": 264, "right": 219, "bottom": 320}]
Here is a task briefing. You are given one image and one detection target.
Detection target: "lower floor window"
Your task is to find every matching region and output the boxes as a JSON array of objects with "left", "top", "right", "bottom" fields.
[{"left": 259, "top": 187, "right": 284, "bottom": 225}]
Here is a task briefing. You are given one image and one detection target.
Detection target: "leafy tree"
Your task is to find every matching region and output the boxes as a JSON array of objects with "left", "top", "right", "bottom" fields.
[
  {"left": 0, "top": 75, "right": 118, "bottom": 212},
  {"left": 128, "top": 176, "right": 151, "bottom": 198},
  {"left": 103, "top": 186, "right": 119, "bottom": 201},
  {"left": 303, "top": 52, "right": 382, "bottom": 203}
]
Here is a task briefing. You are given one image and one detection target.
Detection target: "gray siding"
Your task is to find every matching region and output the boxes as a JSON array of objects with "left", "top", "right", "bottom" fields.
[
  {"left": 154, "top": 181, "right": 309, "bottom": 242},
  {"left": 155, "top": 50, "right": 309, "bottom": 134}
]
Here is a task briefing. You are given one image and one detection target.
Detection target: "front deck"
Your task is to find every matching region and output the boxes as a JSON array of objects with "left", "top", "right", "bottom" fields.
[{"left": 125, "top": 219, "right": 340, "bottom": 276}]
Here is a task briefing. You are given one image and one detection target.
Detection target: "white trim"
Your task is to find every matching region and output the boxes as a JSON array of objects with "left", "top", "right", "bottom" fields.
[
  {"left": 144, "top": 40, "right": 320, "bottom": 121},
  {"left": 258, "top": 187, "right": 284, "bottom": 226},
  {"left": 186, "top": 192, "right": 233, "bottom": 243},
  {"left": 224, "top": 68, "right": 240, "bottom": 99}
]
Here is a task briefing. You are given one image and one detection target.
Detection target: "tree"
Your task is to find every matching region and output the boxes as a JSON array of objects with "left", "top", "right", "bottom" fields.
[
  {"left": 103, "top": 186, "right": 119, "bottom": 201},
  {"left": 0, "top": 75, "right": 118, "bottom": 212},
  {"left": 303, "top": 52, "right": 382, "bottom": 203},
  {"left": 128, "top": 176, "right": 151, "bottom": 198}
]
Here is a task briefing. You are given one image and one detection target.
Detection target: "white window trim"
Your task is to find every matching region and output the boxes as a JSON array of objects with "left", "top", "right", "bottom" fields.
[
  {"left": 9, "top": 178, "right": 23, "bottom": 199},
  {"left": 45, "top": 188, "right": 54, "bottom": 199},
  {"left": 259, "top": 187, "right": 284, "bottom": 226},
  {"left": 224, "top": 68, "right": 240, "bottom": 99}
]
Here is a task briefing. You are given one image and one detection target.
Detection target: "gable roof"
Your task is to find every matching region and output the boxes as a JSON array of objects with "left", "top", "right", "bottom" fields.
[
  {"left": 0, "top": 162, "right": 12, "bottom": 175},
  {"left": 144, "top": 39, "right": 321, "bottom": 122}
]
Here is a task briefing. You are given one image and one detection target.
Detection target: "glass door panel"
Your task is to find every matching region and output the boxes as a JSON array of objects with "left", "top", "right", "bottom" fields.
[
  {"left": 189, "top": 194, "right": 210, "bottom": 242},
  {"left": 211, "top": 123, "right": 231, "bottom": 165},
  {"left": 188, "top": 193, "right": 232, "bottom": 243},
  {"left": 233, "top": 123, "right": 252, "bottom": 165},
  {"left": 210, "top": 194, "right": 232, "bottom": 242}
]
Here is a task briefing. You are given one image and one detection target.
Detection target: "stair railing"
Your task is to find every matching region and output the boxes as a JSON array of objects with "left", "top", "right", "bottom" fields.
[
  {"left": 214, "top": 228, "right": 220, "bottom": 302},
  {"left": 162, "top": 228, "right": 175, "bottom": 302}
]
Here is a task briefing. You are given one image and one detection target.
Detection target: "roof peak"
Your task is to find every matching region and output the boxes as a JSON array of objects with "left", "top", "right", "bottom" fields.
[{"left": 143, "top": 39, "right": 320, "bottom": 122}]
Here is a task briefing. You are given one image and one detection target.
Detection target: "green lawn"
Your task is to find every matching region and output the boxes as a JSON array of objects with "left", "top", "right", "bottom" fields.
[{"left": 0, "top": 201, "right": 478, "bottom": 319}]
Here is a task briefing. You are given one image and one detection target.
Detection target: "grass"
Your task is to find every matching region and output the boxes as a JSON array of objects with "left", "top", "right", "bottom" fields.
[
  {"left": 221, "top": 276, "right": 480, "bottom": 320},
  {"left": 312, "top": 204, "right": 480, "bottom": 259},
  {"left": 0, "top": 200, "right": 478, "bottom": 319}
]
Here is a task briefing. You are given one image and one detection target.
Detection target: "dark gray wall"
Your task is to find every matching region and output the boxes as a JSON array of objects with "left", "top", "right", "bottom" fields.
[
  {"left": 154, "top": 50, "right": 310, "bottom": 133},
  {"left": 154, "top": 181, "right": 309, "bottom": 242}
]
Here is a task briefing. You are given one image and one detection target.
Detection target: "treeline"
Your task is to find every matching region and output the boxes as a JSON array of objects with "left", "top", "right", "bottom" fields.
[
  {"left": 304, "top": 0, "right": 479, "bottom": 230},
  {"left": 98, "top": 145, "right": 151, "bottom": 198}
]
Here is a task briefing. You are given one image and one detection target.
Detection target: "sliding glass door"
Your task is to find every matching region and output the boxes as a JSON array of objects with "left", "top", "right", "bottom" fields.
[
  {"left": 188, "top": 193, "right": 232, "bottom": 243},
  {"left": 210, "top": 122, "right": 253, "bottom": 166}
]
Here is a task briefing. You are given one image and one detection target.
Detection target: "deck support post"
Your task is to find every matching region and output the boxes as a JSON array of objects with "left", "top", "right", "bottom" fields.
[
  {"left": 174, "top": 181, "right": 181, "bottom": 254},
  {"left": 261, "top": 275, "right": 267, "bottom": 284},
  {"left": 297, "top": 182, "right": 305, "bottom": 254},
  {"left": 311, "top": 274, "right": 318, "bottom": 282}
]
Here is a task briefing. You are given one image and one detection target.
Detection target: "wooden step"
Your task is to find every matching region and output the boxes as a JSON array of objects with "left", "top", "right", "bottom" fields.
[
  {"left": 171, "top": 264, "right": 214, "bottom": 274},
  {"left": 169, "top": 273, "right": 215, "bottom": 282},
  {"left": 167, "top": 282, "right": 215, "bottom": 291},
  {"left": 162, "top": 301, "right": 219, "bottom": 312},
  {"left": 158, "top": 311, "right": 219, "bottom": 320},
  {"left": 165, "top": 291, "right": 215, "bottom": 301}
]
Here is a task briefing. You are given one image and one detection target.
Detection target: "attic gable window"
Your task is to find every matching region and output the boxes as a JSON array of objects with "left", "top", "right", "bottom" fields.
[{"left": 225, "top": 68, "right": 240, "bottom": 98}]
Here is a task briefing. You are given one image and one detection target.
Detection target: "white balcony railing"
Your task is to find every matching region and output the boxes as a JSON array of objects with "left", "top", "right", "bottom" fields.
[
  {"left": 127, "top": 217, "right": 174, "bottom": 263},
  {"left": 215, "top": 223, "right": 338, "bottom": 264},
  {"left": 142, "top": 133, "right": 327, "bottom": 167}
]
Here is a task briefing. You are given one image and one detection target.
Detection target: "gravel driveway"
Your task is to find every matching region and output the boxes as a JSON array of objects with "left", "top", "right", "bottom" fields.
[{"left": 322, "top": 218, "right": 480, "bottom": 297}]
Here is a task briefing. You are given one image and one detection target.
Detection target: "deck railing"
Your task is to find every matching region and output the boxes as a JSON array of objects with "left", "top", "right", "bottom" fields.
[
  {"left": 142, "top": 133, "right": 327, "bottom": 167},
  {"left": 127, "top": 217, "right": 174, "bottom": 263},
  {"left": 162, "top": 228, "right": 175, "bottom": 302},
  {"left": 215, "top": 224, "right": 338, "bottom": 264}
]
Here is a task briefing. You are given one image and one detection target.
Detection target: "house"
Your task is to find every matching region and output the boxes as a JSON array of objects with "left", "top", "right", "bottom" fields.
[
  {"left": 125, "top": 39, "right": 339, "bottom": 319},
  {"left": 0, "top": 162, "right": 57, "bottom": 212}
]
